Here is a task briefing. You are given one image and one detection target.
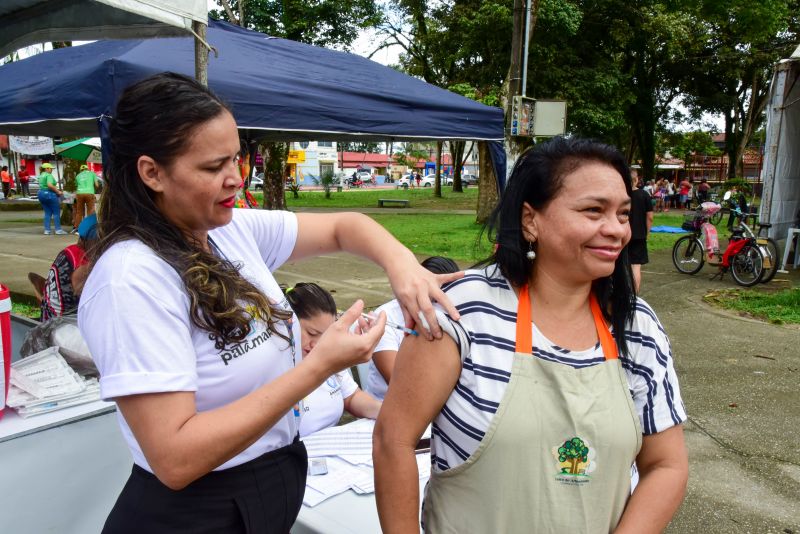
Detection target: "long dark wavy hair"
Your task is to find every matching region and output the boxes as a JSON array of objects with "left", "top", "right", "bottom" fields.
[
  {"left": 480, "top": 137, "right": 636, "bottom": 356},
  {"left": 94, "top": 72, "right": 291, "bottom": 349}
]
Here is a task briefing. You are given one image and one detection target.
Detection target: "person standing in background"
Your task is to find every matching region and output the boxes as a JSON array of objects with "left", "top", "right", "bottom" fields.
[
  {"left": 1, "top": 166, "right": 10, "bottom": 198},
  {"left": 73, "top": 164, "right": 101, "bottom": 231},
  {"left": 37, "top": 162, "right": 66, "bottom": 235},
  {"left": 697, "top": 178, "right": 710, "bottom": 204},
  {"left": 629, "top": 177, "right": 654, "bottom": 292},
  {"left": 678, "top": 178, "right": 692, "bottom": 210},
  {"left": 18, "top": 167, "right": 30, "bottom": 198}
]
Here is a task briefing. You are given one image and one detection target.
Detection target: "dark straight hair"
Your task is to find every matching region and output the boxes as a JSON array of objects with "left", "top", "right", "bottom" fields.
[
  {"left": 480, "top": 136, "right": 636, "bottom": 357},
  {"left": 421, "top": 256, "right": 460, "bottom": 275},
  {"left": 94, "top": 72, "right": 291, "bottom": 350},
  {"left": 283, "top": 283, "right": 337, "bottom": 320}
]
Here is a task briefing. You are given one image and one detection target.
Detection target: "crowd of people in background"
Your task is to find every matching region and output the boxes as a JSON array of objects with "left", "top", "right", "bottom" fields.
[{"left": 639, "top": 175, "right": 742, "bottom": 215}]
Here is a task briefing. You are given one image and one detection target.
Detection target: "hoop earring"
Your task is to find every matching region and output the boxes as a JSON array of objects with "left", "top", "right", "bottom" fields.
[{"left": 527, "top": 241, "right": 537, "bottom": 260}]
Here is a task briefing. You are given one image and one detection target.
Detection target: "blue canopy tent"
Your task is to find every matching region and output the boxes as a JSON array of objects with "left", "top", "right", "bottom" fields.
[{"left": 0, "top": 19, "right": 506, "bottom": 189}]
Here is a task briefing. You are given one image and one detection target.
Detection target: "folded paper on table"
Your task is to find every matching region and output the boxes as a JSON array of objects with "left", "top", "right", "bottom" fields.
[{"left": 300, "top": 419, "right": 431, "bottom": 507}]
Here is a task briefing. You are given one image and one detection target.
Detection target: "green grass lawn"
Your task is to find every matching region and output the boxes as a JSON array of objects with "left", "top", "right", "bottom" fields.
[
  {"left": 649, "top": 213, "right": 687, "bottom": 252},
  {"left": 248, "top": 190, "right": 724, "bottom": 259},
  {"left": 703, "top": 287, "right": 800, "bottom": 325},
  {"left": 12, "top": 301, "right": 39, "bottom": 319},
  {"left": 252, "top": 186, "right": 479, "bottom": 210},
  {"left": 368, "top": 213, "right": 492, "bottom": 263}
]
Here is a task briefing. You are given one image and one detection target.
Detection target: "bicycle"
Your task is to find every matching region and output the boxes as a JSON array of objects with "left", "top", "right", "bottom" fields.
[
  {"left": 672, "top": 203, "right": 766, "bottom": 286},
  {"left": 738, "top": 213, "right": 781, "bottom": 284}
]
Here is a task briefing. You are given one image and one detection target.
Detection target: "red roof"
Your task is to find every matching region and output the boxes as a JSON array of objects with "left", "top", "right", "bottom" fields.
[
  {"left": 338, "top": 152, "right": 392, "bottom": 167},
  {"left": 338, "top": 151, "right": 454, "bottom": 168}
]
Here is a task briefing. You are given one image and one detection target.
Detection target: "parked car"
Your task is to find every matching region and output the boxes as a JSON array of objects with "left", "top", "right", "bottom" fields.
[
  {"left": 461, "top": 173, "right": 479, "bottom": 186},
  {"left": 396, "top": 174, "right": 413, "bottom": 188},
  {"left": 420, "top": 174, "right": 437, "bottom": 187},
  {"left": 10, "top": 177, "right": 40, "bottom": 198},
  {"left": 249, "top": 172, "right": 264, "bottom": 190}
]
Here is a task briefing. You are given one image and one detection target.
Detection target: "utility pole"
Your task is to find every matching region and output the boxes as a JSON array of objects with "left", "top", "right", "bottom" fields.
[{"left": 503, "top": 0, "right": 537, "bottom": 178}]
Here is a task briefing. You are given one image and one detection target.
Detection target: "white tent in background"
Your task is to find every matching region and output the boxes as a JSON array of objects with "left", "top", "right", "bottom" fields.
[
  {"left": 0, "top": 0, "right": 207, "bottom": 58},
  {"left": 760, "top": 44, "right": 800, "bottom": 244}
]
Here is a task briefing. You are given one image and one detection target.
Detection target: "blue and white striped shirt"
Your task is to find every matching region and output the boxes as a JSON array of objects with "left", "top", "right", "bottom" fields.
[{"left": 430, "top": 266, "right": 687, "bottom": 473}]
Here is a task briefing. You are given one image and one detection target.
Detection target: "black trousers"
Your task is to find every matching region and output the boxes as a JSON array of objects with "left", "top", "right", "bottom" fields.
[{"left": 103, "top": 438, "right": 308, "bottom": 534}]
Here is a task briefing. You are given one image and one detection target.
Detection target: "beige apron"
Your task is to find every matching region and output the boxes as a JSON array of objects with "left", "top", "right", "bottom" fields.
[{"left": 424, "top": 285, "right": 642, "bottom": 533}]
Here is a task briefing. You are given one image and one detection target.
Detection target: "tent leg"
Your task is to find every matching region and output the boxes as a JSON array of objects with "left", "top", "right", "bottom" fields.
[{"left": 193, "top": 21, "right": 209, "bottom": 87}]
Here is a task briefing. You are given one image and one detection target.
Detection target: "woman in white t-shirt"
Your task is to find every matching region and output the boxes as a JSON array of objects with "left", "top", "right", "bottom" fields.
[
  {"left": 284, "top": 283, "right": 381, "bottom": 437},
  {"left": 78, "top": 73, "right": 461, "bottom": 533}
]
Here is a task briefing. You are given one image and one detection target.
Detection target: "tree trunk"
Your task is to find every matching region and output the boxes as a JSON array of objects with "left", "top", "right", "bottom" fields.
[
  {"left": 450, "top": 140, "right": 466, "bottom": 193},
  {"left": 735, "top": 72, "right": 770, "bottom": 179},
  {"left": 570, "top": 457, "right": 580, "bottom": 474},
  {"left": 387, "top": 141, "right": 393, "bottom": 181},
  {"left": 724, "top": 110, "right": 737, "bottom": 181},
  {"left": 476, "top": 142, "right": 499, "bottom": 224},
  {"left": 261, "top": 142, "right": 289, "bottom": 210},
  {"left": 434, "top": 141, "right": 443, "bottom": 197}
]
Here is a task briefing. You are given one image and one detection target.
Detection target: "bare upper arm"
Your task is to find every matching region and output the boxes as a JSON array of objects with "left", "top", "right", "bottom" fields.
[
  {"left": 374, "top": 333, "right": 462, "bottom": 447},
  {"left": 636, "top": 425, "right": 687, "bottom": 475},
  {"left": 115, "top": 391, "right": 197, "bottom": 470}
]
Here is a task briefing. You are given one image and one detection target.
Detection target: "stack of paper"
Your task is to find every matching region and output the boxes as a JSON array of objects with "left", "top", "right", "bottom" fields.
[
  {"left": 6, "top": 347, "right": 101, "bottom": 418},
  {"left": 301, "top": 419, "right": 431, "bottom": 507}
]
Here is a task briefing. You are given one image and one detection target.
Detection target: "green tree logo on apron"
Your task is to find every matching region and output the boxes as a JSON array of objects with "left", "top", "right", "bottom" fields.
[
  {"left": 558, "top": 437, "right": 589, "bottom": 475},
  {"left": 553, "top": 437, "right": 596, "bottom": 484}
]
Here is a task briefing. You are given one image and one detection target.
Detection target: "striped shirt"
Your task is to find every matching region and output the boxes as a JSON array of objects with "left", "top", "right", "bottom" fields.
[{"left": 430, "top": 266, "right": 686, "bottom": 473}]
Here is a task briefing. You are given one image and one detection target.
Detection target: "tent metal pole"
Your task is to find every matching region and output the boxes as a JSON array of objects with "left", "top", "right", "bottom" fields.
[
  {"left": 193, "top": 21, "right": 209, "bottom": 86},
  {"left": 521, "top": 0, "right": 532, "bottom": 96}
]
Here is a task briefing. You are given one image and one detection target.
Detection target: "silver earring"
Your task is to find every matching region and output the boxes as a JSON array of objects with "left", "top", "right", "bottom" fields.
[{"left": 527, "top": 241, "right": 536, "bottom": 260}]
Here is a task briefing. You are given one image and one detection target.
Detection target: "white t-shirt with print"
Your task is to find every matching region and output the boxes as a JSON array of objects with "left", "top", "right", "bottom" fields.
[
  {"left": 79, "top": 210, "right": 301, "bottom": 473},
  {"left": 430, "top": 266, "right": 687, "bottom": 473},
  {"left": 298, "top": 370, "right": 358, "bottom": 437},
  {"left": 366, "top": 299, "right": 405, "bottom": 400}
]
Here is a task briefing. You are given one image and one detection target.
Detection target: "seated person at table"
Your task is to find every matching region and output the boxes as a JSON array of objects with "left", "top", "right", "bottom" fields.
[
  {"left": 41, "top": 214, "right": 98, "bottom": 321},
  {"left": 284, "top": 283, "right": 382, "bottom": 437},
  {"left": 366, "top": 256, "right": 460, "bottom": 400}
]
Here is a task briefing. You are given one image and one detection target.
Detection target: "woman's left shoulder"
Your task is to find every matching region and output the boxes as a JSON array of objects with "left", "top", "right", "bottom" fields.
[
  {"left": 624, "top": 297, "right": 672, "bottom": 361},
  {"left": 630, "top": 297, "right": 666, "bottom": 332}
]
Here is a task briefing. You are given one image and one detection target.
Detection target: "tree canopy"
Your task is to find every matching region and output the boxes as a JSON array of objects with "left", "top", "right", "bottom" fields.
[
  {"left": 380, "top": 0, "right": 799, "bottom": 181},
  {"left": 211, "top": 0, "right": 381, "bottom": 49}
]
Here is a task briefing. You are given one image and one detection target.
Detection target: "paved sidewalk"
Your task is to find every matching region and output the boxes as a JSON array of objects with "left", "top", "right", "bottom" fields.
[{"left": 1, "top": 211, "right": 799, "bottom": 533}]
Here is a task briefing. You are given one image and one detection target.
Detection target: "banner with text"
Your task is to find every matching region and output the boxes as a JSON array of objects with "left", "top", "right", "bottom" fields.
[{"left": 9, "top": 136, "right": 55, "bottom": 156}]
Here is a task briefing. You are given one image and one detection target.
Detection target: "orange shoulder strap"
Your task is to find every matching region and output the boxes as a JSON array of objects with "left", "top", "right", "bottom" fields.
[
  {"left": 515, "top": 284, "right": 532, "bottom": 353},
  {"left": 589, "top": 293, "right": 618, "bottom": 360}
]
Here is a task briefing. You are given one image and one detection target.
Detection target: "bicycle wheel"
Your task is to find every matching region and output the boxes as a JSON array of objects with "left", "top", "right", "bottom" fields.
[
  {"left": 672, "top": 236, "right": 704, "bottom": 275},
  {"left": 730, "top": 243, "right": 764, "bottom": 287},
  {"left": 757, "top": 237, "right": 780, "bottom": 284},
  {"left": 710, "top": 208, "right": 724, "bottom": 226}
]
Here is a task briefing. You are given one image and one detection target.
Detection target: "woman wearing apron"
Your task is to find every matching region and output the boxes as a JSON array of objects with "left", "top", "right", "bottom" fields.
[{"left": 374, "top": 137, "right": 688, "bottom": 533}]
